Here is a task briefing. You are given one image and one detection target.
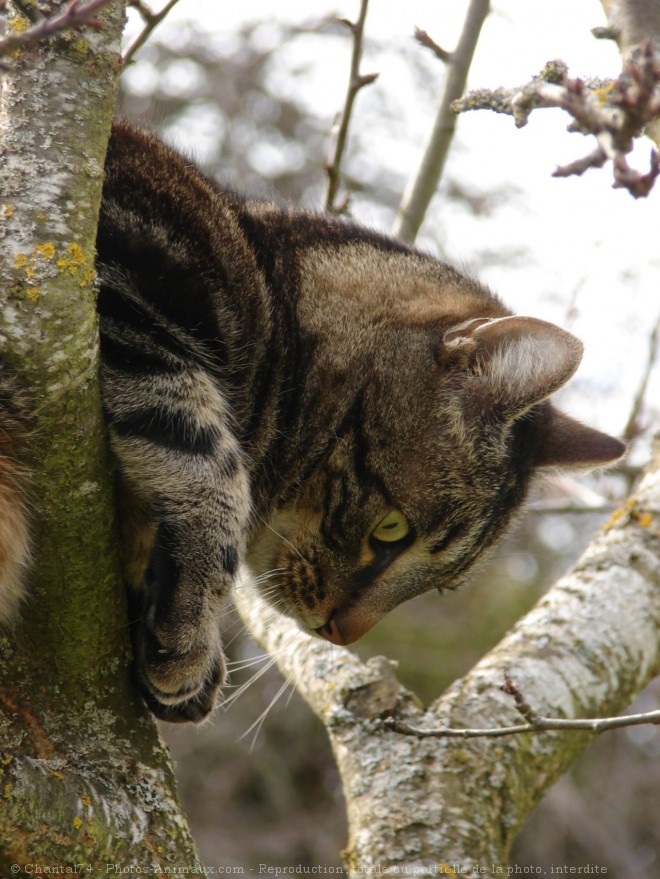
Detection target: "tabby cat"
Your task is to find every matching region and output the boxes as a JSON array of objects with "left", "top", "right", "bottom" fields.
[{"left": 0, "top": 121, "right": 625, "bottom": 723}]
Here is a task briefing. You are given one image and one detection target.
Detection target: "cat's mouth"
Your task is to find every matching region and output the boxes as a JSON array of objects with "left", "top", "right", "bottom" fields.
[{"left": 314, "top": 606, "right": 382, "bottom": 646}]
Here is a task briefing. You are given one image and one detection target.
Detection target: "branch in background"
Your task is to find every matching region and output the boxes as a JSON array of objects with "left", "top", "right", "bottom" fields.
[
  {"left": 385, "top": 675, "right": 660, "bottom": 739},
  {"left": 123, "top": 0, "right": 182, "bottom": 65},
  {"left": 622, "top": 312, "right": 660, "bottom": 442},
  {"left": 0, "top": 0, "right": 111, "bottom": 58},
  {"left": 325, "top": 0, "right": 378, "bottom": 214},
  {"left": 452, "top": 43, "right": 660, "bottom": 198},
  {"left": 393, "top": 0, "right": 491, "bottom": 244},
  {"left": 413, "top": 26, "right": 452, "bottom": 64}
]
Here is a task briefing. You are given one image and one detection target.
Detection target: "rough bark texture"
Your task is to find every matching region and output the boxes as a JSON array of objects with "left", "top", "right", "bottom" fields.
[
  {"left": 599, "top": 0, "right": 660, "bottom": 145},
  {"left": 236, "top": 443, "right": 660, "bottom": 872},
  {"left": 0, "top": 1, "right": 199, "bottom": 869}
]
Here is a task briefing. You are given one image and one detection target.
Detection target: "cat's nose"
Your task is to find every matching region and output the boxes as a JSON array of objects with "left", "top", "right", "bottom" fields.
[
  {"left": 316, "top": 608, "right": 379, "bottom": 645},
  {"left": 315, "top": 614, "right": 346, "bottom": 646}
]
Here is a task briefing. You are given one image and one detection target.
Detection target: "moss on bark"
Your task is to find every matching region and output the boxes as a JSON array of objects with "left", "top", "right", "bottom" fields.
[{"left": 0, "top": 2, "right": 200, "bottom": 868}]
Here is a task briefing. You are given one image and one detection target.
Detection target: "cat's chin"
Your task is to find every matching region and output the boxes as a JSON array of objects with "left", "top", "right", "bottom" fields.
[{"left": 314, "top": 606, "right": 382, "bottom": 646}]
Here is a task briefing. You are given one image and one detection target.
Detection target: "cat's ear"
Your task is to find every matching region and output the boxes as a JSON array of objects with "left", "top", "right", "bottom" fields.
[
  {"left": 443, "top": 315, "right": 583, "bottom": 418},
  {"left": 443, "top": 315, "right": 626, "bottom": 468},
  {"left": 534, "top": 408, "right": 626, "bottom": 469}
]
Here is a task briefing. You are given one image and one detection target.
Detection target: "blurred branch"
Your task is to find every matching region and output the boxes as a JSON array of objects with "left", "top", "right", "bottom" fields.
[
  {"left": 0, "top": 0, "right": 110, "bottom": 58},
  {"left": 623, "top": 312, "right": 660, "bottom": 442},
  {"left": 123, "top": 0, "right": 183, "bottom": 64},
  {"left": 393, "top": 0, "right": 490, "bottom": 244},
  {"left": 325, "top": 0, "right": 379, "bottom": 214},
  {"left": 453, "top": 44, "right": 660, "bottom": 197},
  {"left": 413, "top": 27, "right": 452, "bottom": 64}
]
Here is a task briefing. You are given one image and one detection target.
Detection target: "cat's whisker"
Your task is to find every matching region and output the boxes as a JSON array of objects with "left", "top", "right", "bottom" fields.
[
  {"left": 239, "top": 675, "right": 296, "bottom": 751},
  {"left": 254, "top": 513, "right": 305, "bottom": 561}
]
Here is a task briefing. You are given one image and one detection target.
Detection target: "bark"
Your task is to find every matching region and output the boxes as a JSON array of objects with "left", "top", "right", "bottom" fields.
[
  {"left": 236, "top": 442, "right": 660, "bottom": 872},
  {"left": 0, "top": 1, "right": 199, "bottom": 869},
  {"left": 598, "top": 0, "right": 660, "bottom": 146}
]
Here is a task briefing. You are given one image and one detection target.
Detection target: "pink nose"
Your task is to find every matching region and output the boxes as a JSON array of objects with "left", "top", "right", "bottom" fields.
[
  {"left": 315, "top": 609, "right": 379, "bottom": 645},
  {"left": 315, "top": 614, "right": 347, "bottom": 645}
]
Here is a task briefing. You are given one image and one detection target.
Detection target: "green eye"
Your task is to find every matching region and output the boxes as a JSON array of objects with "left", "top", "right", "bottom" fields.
[{"left": 372, "top": 510, "right": 410, "bottom": 543}]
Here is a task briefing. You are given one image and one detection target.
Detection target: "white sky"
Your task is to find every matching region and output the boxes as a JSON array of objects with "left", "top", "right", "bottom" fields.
[{"left": 124, "top": 0, "right": 659, "bottom": 447}]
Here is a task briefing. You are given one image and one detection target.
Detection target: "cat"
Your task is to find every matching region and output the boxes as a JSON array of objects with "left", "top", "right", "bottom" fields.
[{"left": 0, "top": 120, "right": 625, "bottom": 723}]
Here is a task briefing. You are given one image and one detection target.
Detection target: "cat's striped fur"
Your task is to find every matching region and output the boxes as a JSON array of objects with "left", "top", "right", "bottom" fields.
[{"left": 0, "top": 121, "right": 625, "bottom": 722}]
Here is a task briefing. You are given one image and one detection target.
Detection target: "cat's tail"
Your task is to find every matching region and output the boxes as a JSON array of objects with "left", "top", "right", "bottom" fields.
[{"left": 0, "top": 369, "right": 31, "bottom": 623}]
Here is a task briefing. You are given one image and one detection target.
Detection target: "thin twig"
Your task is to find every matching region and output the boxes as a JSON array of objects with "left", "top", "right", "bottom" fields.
[
  {"left": 622, "top": 312, "right": 660, "bottom": 442},
  {"left": 123, "top": 0, "right": 183, "bottom": 65},
  {"left": 393, "top": 0, "right": 491, "bottom": 243},
  {"left": 453, "top": 43, "right": 660, "bottom": 197},
  {"left": 385, "top": 710, "right": 660, "bottom": 739},
  {"left": 0, "top": 0, "right": 111, "bottom": 58},
  {"left": 414, "top": 27, "right": 452, "bottom": 64},
  {"left": 324, "top": 0, "right": 379, "bottom": 214},
  {"left": 385, "top": 675, "right": 660, "bottom": 740}
]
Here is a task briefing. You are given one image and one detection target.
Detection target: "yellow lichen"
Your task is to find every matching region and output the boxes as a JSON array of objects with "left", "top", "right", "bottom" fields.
[
  {"left": 72, "top": 815, "right": 83, "bottom": 830},
  {"left": 57, "top": 242, "right": 87, "bottom": 277},
  {"left": 25, "top": 285, "right": 43, "bottom": 302},
  {"left": 636, "top": 512, "right": 653, "bottom": 528},
  {"left": 3, "top": 783, "right": 12, "bottom": 799},
  {"left": 35, "top": 241, "right": 56, "bottom": 259},
  {"left": 604, "top": 499, "right": 635, "bottom": 531},
  {"left": 51, "top": 770, "right": 65, "bottom": 781},
  {"left": 9, "top": 16, "right": 29, "bottom": 35},
  {"left": 13, "top": 252, "right": 28, "bottom": 270},
  {"left": 594, "top": 82, "right": 616, "bottom": 106},
  {"left": 80, "top": 268, "right": 96, "bottom": 289},
  {"left": 81, "top": 795, "right": 92, "bottom": 807},
  {"left": 3, "top": 204, "right": 14, "bottom": 219}
]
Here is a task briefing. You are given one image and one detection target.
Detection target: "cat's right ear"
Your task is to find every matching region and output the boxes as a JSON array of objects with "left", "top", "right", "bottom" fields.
[{"left": 443, "top": 315, "right": 584, "bottom": 419}]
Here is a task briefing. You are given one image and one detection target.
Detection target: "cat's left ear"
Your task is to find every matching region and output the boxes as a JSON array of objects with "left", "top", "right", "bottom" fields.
[
  {"left": 444, "top": 315, "right": 584, "bottom": 416},
  {"left": 443, "top": 315, "right": 626, "bottom": 468}
]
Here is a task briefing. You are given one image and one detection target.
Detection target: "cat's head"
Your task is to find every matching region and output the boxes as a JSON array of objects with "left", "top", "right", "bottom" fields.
[{"left": 246, "top": 297, "right": 625, "bottom": 647}]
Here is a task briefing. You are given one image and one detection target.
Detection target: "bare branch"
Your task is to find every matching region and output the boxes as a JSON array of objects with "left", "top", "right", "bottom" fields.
[
  {"left": 413, "top": 27, "right": 452, "bottom": 64},
  {"left": 0, "top": 0, "right": 112, "bottom": 58},
  {"left": 622, "top": 312, "right": 660, "bottom": 442},
  {"left": 325, "top": 0, "right": 379, "bottom": 214},
  {"left": 453, "top": 44, "right": 660, "bottom": 197},
  {"left": 384, "top": 693, "right": 660, "bottom": 741},
  {"left": 123, "top": 0, "right": 183, "bottom": 64},
  {"left": 393, "top": 0, "right": 491, "bottom": 243}
]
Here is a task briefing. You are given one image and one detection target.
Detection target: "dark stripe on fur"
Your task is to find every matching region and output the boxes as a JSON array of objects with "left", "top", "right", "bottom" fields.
[{"left": 111, "top": 407, "right": 219, "bottom": 456}]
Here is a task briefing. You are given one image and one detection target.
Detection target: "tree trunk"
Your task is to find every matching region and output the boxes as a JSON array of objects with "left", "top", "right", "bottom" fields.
[{"left": 0, "top": 1, "right": 199, "bottom": 868}]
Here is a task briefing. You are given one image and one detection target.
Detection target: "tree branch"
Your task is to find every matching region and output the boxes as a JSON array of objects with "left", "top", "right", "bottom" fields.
[
  {"left": 622, "top": 312, "right": 660, "bottom": 442},
  {"left": 452, "top": 45, "right": 660, "bottom": 197},
  {"left": 325, "top": 0, "right": 378, "bottom": 214},
  {"left": 385, "top": 675, "right": 660, "bottom": 739},
  {"left": 393, "top": 0, "right": 490, "bottom": 243},
  {"left": 0, "top": 0, "right": 112, "bottom": 59},
  {"left": 123, "top": 0, "right": 183, "bottom": 65}
]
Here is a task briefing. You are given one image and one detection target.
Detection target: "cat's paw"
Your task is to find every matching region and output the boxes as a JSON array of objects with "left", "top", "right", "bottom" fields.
[{"left": 132, "top": 601, "right": 227, "bottom": 723}]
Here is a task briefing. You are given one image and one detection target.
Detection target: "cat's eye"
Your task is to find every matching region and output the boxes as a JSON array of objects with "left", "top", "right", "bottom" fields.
[{"left": 372, "top": 510, "right": 410, "bottom": 543}]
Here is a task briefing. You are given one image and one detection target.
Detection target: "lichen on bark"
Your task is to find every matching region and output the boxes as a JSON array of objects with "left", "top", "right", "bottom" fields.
[{"left": 0, "top": 1, "right": 200, "bottom": 868}]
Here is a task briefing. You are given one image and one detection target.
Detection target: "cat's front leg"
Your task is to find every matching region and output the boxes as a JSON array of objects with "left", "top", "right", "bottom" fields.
[{"left": 104, "top": 366, "right": 251, "bottom": 722}]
